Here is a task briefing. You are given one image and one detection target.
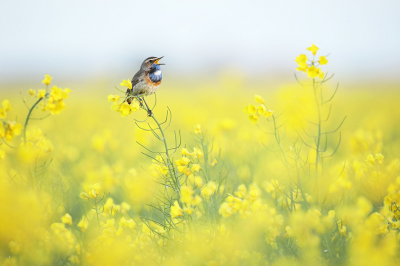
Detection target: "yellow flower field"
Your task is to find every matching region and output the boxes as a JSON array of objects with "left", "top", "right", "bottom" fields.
[{"left": 1, "top": 45, "right": 400, "bottom": 266}]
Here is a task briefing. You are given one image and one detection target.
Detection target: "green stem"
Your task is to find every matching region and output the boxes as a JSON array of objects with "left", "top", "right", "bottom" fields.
[
  {"left": 23, "top": 97, "right": 44, "bottom": 145},
  {"left": 313, "top": 79, "right": 322, "bottom": 202}
]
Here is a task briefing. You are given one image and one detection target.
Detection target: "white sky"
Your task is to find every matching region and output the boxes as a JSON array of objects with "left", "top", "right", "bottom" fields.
[{"left": 0, "top": 0, "right": 399, "bottom": 83}]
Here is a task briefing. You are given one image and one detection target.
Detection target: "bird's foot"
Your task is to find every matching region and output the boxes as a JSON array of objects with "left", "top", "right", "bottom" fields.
[{"left": 147, "top": 109, "right": 153, "bottom": 117}]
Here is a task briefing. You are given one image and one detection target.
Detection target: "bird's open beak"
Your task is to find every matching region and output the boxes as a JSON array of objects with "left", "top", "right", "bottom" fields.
[{"left": 154, "top": 56, "right": 165, "bottom": 65}]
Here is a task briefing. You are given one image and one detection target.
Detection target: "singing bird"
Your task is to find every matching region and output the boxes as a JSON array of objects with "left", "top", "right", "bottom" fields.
[{"left": 126, "top": 56, "right": 164, "bottom": 114}]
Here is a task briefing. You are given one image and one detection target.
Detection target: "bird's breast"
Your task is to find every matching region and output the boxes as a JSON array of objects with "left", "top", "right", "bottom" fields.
[{"left": 148, "top": 69, "right": 162, "bottom": 84}]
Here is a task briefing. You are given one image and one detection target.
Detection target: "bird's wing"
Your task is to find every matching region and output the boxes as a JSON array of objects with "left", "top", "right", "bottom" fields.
[{"left": 126, "top": 70, "right": 142, "bottom": 96}]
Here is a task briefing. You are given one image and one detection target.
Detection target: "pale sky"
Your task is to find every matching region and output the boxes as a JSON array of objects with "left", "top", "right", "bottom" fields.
[{"left": 1, "top": 0, "right": 399, "bottom": 83}]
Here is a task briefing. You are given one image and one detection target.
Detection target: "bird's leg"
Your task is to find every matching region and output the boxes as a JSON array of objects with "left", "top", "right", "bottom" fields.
[{"left": 142, "top": 97, "right": 152, "bottom": 116}]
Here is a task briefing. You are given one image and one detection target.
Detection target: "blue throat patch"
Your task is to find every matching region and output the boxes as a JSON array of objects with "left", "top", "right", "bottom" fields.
[{"left": 149, "top": 64, "right": 162, "bottom": 83}]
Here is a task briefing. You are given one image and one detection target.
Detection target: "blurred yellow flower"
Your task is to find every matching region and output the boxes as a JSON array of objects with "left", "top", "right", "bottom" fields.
[
  {"left": 285, "top": 226, "right": 294, "bottom": 237},
  {"left": 307, "top": 65, "right": 324, "bottom": 79},
  {"left": 0, "top": 150, "right": 5, "bottom": 161},
  {"left": 42, "top": 74, "right": 53, "bottom": 85},
  {"left": 77, "top": 217, "right": 89, "bottom": 232},
  {"left": 319, "top": 56, "right": 328, "bottom": 65},
  {"left": 375, "top": 153, "right": 384, "bottom": 164},
  {"left": 2, "top": 99, "right": 11, "bottom": 111},
  {"left": 176, "top": 157, "right": 190, "bottom": 166},
  {"left": 254, "top": 95, "right": 264, "bottom": 104},
  {"left": 194, "top": 124, "right": 201, "bottom": 134},
  {"left": 170, "top": 201, "right": 183, "bottom": 218},
  {"left": 120, "top": 79, "right": 132, "bottom": 90},
  {"left": 249, "top": 114, "right": 259, "bottom": 124},
  {"left": 28, "top": 89, "right": 36, "bottom": 97},
  {"left": 211, "top": 159, "right": 217, "bottom": 166},
  {"left": 295, "top": 54, "right": 308, "bottom": 72},
  {"left": 264, "top": 110, "right": 273, "bottom": 118},
  {"left": 181, "top": 186, "right": 194, "bottom": 203},
  {"left": 192, "top": 147, "right": 203, "bottom": 159},
  {"left": 108, "top": 95, "right": 120, "bottom": 102},
  {"left": 194, "top": 176, "right": 203, "bottom": 188},
  {"left": 366, "top": 154, "right": 376, "bottom": 165},
  {"left": 257, "top": 105, "right": 267, "bottom": 115},
  {"left": 191, "top": 164, "right": 201, "bottom": 172},
  {"left": 307, "top": 44, "right": 319, "bottom": 55},
  {"left": 4, "top": 121, "right": 22, "bottom": 141},
  {"left": 61, "top": 213, "right": 72, "bottom": 225},
  {"left": 0, "top": 108, "right": 6, "bottom": 119},
  {"left": 37, "top": 89, "right": 46, "bottom": 99}
]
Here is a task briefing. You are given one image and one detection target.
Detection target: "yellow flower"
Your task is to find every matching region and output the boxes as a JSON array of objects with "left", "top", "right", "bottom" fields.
[
  {"left": 116, "top": 227, "right": 123, "bottom": 236},
  {"left": 42, "top": 74, "right": 53, "bottom": 85},
  {"left": 61, "top": 213, "right": 72, "bottom": 225},
  {"left": 319, "top": 56, "right": 328, "bottom": 65},
  {"left": 119, "top": 102, "right": 133, "bottom": 117},
  {"left": 194, "top": 176, "right": 203, "bottom": 188},
  {"left": 0, "top": 150, "right": 5, "bottom": 161},
  {"left": 77, "top": 217, "right": 89, "bottom": 232},
  {"left": 366, "top": 154, "right": 376, "bottom": 165},
  {"left": 307, "top": 66, "right": 324, "bottom": 79},
  {"left": 264, "top": 110, "right": 273, "bottom": 118},
  {"left": 211, "top": 159, "right": 217, "bottom": 166},
  {"left": 176, "top": 157, "right": 190, "bottom": 166},
  {"left": 120, "top": 79, "right": 132, "bottom": 90},
  {"left": 254, "top": 95, "right": 264, "bottom": 104},
  {"left": 2, "top": 100, "right": 11, "bottom": 111},
  {"left": 181, "top": 148, "right": 191, "bottom": 156},
  {"left": 4, "top": 121, "right": 22, "bottom": 141},
  {"left": 119, "top": 217, "right": 127, "bottom": 227},
  {"left": 170, "top": 201, "right": 183, "bottom": 218},
  {"left": 375, "top": 153, "right": 384, "bottom": 164},
  {"left": 295, "top": 54, "right": 308, "bottom": 66},
  {"left": 219, "top": 202, "right": 233, "bottom": 217},
  {"left": 184, "top": 207, "right": 194, "bottom": 215},
  {"left": 50, "top": 86, "right": 63, "bottom": 101},
  {"left": 192, "top": 147, "right": 203, "bottom": 159},
  {"left": 307, "top": 44, "right": 319, "bottom": 56},
  {"left": 37, "top": 89, "right": 46, "bottom": 99},
  {"left": 126, "top": 219, "right": 136, "bottom": 229},
  {"left": 202, "top": 181, "right": 217, "bottom": 199},
  {"left": 121, "top": 202, "right": 131, "bottom": 214},
  {"left": 247, "top": 104, "right": 257, "bottom": 115},
  {"left": 249, "top": 114, "right": 259, "bottom": 124},
  {"left": 191, "top": 164, "right": 201, "bottom": 172},
  {"left": 181, "top": 186, "right": 194, "bottom": 204},
  {"left": 28, "top": 89, "right": 36, "bottom": 97},
  {"left": 0, "top": 108, "right": 6, "bottom": 119},
  {"left": 194, "top": 124, "right": 201, "bottom": 134},
  {"left": 257, "top": 105, "right": 267, "bottom": 115},
  {"left": 192, "top": 195, "right": 202, "bottom": 206},
  {"left": 285, "top": 226, "right": 294, "bottom": 237},
  {"left": 108, "top": 95, "right": 120, "bottom": 102}
]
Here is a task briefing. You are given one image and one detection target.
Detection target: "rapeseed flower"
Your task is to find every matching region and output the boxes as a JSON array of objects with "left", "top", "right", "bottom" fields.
[
  {"left": 171, "top": 201, "right": 183, "bottom": 218},
  {"left": 307, "top": 44, "right": 319, "bottom": 55},
  {"left": 28, "top": 89, "right": 36, "bottom": 97},
  {"left": 61, "top": 213, "right": 72, "bottom": 225},
  {"left": 42, "top": 74, "right": 52, "bottom": 85},
  {"left": 120, "top": 79, "right": 132, "bottom": 90}
]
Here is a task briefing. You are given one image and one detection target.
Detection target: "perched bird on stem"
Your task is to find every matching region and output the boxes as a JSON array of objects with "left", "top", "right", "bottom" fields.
[{"left": 126, "top": 56, "right": 164, "bottom": 116}]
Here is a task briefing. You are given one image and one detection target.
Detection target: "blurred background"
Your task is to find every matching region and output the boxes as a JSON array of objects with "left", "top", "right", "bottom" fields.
[{"left": 1, "top": 0, "right": 400, "bottom": 86}]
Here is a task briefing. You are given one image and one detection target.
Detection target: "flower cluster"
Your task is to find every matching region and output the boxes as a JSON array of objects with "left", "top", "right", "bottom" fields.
[
  {"left": 295, "top": 44, "right": 328, "bottom": 79},
  {"left": 0, "top": 99, "right": 22, "bottom": 143},
  {"left": 243, "top": 95, "right": 273, "bottom": 124},
  {"left": 80, "top": 183, "right": 102, "bottom": 200}
]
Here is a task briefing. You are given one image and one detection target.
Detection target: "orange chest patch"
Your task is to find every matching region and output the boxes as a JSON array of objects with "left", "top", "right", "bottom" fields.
[{"left": 145, "top": 76, "right": 162, "bottom": 87}]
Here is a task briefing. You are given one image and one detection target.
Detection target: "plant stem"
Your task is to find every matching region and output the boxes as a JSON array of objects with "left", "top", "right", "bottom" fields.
[{"left": 23, "top": 97, "right": 43, "bottom": 145}]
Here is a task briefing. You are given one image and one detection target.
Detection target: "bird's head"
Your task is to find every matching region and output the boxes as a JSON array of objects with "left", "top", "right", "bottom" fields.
[{"left": 141, "top": 56, "right": 165, "bottom": 70}]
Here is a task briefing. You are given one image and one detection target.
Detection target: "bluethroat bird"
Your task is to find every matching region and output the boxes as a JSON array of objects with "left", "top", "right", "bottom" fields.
[{"left": 126, "top": 56, "right": 164, "bottom": 116}]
